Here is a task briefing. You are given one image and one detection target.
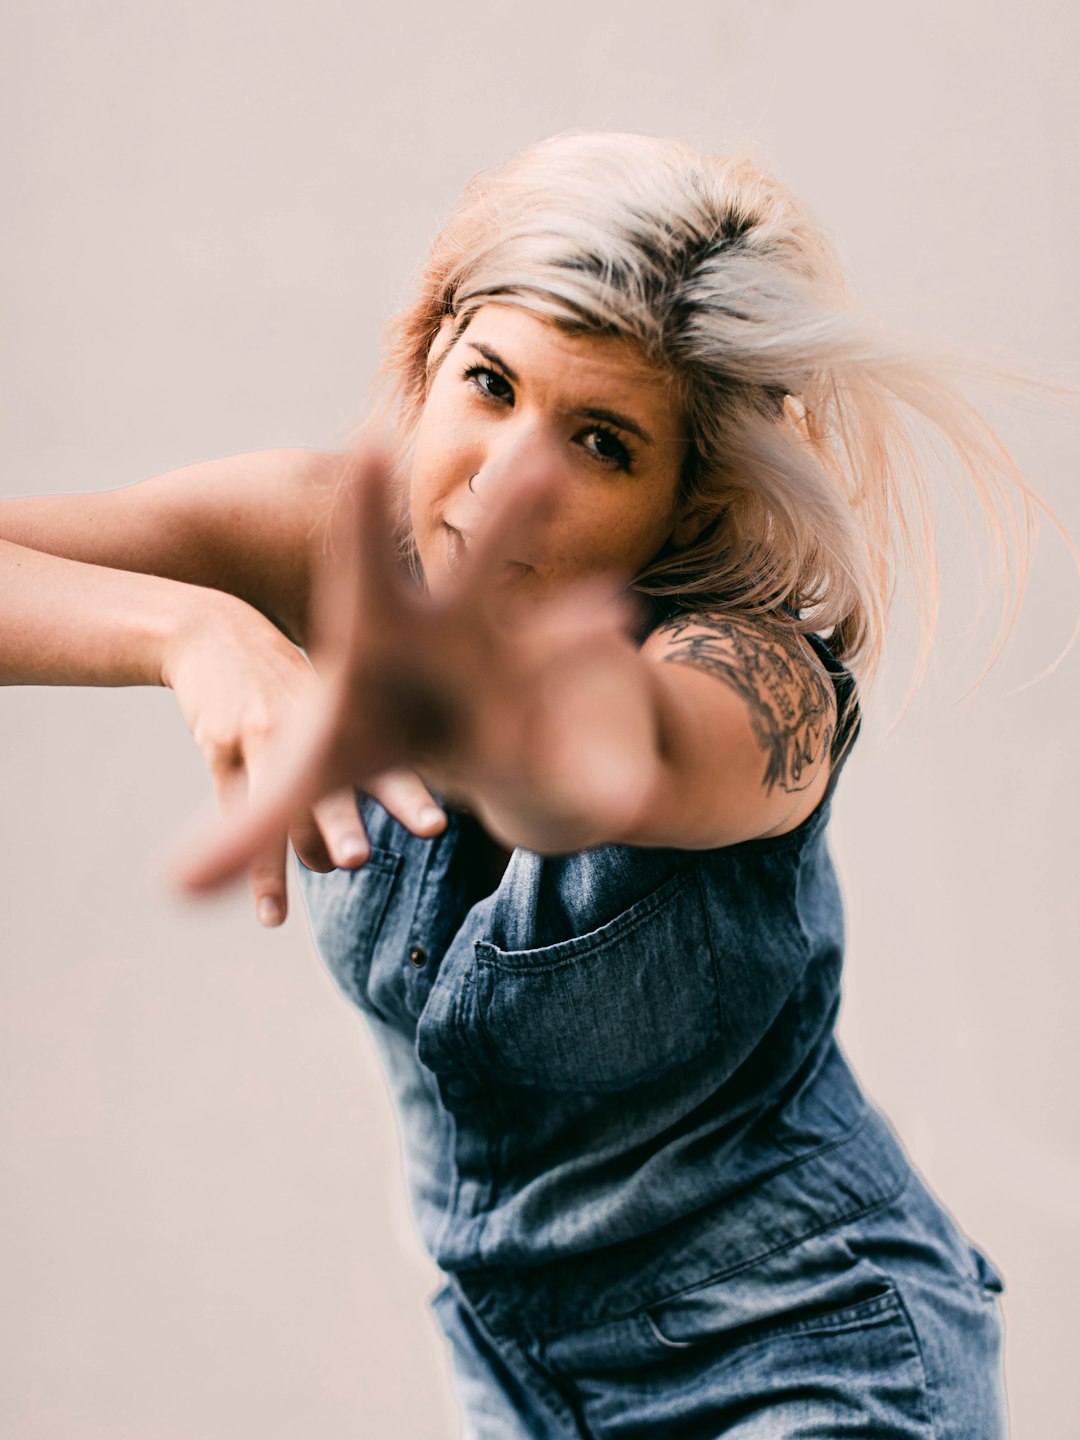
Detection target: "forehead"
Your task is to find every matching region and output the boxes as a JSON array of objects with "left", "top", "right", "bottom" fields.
[{"left": 447, "top": 303, "right": 681, "bottom": 432}]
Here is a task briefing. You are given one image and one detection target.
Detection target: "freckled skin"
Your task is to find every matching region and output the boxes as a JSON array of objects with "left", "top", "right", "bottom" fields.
[{"left": 408, "top": 305, "right": 695, "bottom": 603}]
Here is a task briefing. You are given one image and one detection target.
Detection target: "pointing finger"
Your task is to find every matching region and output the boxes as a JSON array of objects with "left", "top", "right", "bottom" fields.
[{"left": 453, "top": 466, "right": 557, "bottom": 611}]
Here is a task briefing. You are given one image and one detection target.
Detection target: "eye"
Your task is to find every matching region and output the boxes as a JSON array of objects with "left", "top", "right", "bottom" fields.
[
  {"left": 462, "top": 362, "right": 635, "bottom": 472},
  {"left": 580, "top": 426, "right": 635, "bottom": 472},
  {"left": 463, "top": 363, "right": 513, "bottom": 403}
]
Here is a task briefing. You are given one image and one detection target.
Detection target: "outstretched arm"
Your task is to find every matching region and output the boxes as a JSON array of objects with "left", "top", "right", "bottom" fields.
[{"left": 175, "top": 447, "right": 838, "bottom": 897}]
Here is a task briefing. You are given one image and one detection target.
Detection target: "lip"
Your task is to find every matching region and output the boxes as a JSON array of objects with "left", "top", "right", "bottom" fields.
[
  {"left": 443, "top": 522, "right": 532, "bottom": 579},
  {"left": 443, "top": 521, "right": 469, "bottom": 573}
]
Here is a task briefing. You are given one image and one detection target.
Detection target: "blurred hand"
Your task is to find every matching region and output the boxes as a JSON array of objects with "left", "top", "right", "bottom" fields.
[
  {"left": 162, "top": 589, "right": 446, "bottom": 926},
  {"left": 171, "top": 442, "right": 653, "bottom": 898}
]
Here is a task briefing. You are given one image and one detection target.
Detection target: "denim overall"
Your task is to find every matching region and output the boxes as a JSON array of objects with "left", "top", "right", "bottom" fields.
[{"left": 298, "top": 623, "right": 1008, "bottom": 1439}]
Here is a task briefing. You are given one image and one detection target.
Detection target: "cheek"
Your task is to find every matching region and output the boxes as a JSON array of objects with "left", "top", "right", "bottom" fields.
[
  {"left": 410, "top": 418, "right": 457, "bottom": 514},
  {"left": 560, "top": 490, "right": 674, "bottom": 564},
  {"left": 532, "top": 511, "right": 649, "bottom": 588},
  {"left": 412, "top": 400, "right": 473, "bottom": 494}
]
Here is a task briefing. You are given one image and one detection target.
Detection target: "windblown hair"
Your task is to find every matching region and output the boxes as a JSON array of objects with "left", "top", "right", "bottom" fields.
[{"left": 372, "top": 130, "right": 1074, "bottom": 693}]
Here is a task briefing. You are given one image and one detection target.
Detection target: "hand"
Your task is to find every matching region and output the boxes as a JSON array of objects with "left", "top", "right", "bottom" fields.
[
  {"left": 162, "top": 589, "right": 446, "bottom": 925},
  {"left": 171, "top": 443, "right": 658, "bottom": 896}
]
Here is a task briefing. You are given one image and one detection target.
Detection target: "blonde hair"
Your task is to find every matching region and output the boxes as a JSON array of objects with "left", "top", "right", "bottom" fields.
[{"left": 372, "top": 130, "right": 1076, "bottom": 694}]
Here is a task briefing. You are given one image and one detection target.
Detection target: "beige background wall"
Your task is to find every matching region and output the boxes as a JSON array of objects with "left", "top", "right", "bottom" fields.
[{"left": 2, "top": 2, "right": 1077, "bottom": 1437}]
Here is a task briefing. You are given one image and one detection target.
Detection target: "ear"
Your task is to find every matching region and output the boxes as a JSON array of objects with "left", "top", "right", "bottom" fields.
[{"left": 669, "top": 504, "right": 711, "bottom": 551}]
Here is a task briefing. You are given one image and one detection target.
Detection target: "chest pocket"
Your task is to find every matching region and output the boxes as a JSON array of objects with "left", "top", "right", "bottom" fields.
[{"left": 471, "top": 863, "right": 721, "bottom": 1093}]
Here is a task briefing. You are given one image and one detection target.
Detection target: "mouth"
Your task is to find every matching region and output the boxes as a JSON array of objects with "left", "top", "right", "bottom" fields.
[{"left": 443, "top": 522, "right": 532, "bottom": 580}]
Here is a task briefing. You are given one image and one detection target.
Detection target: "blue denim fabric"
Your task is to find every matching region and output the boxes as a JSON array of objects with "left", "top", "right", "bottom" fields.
[
  {"left": 297, "top": 626, "right": 1008, "bottom": 1437},
  {"left": 428, "top": 1162, "right": 1006, "bottom": 1438}
]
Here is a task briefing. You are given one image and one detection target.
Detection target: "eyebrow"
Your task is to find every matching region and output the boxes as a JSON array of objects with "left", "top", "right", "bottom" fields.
[{"left": 463, "top": 341, "right": 656, "bottom": 446}]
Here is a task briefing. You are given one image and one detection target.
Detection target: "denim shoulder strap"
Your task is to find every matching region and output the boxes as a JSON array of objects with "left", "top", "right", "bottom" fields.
[{"left": 802, "top": 628, "right": 861, "bottom": 801}]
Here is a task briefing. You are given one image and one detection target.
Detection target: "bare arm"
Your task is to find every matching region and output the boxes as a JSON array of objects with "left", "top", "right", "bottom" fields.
[
  {"left": 0, "top": 535, "right": 350, "bottom": 924},
  {"left": 0, "top": 535, "right": 241, "bottom": 687},
  {"left": 0, "top": 447, "right": 347, "bottom": 646},
  {"left": 622, "top": 612, "right": 837, "bottom": 846},
  {"left": 0, "top": 494, "right": 447, "bottom": 926}
]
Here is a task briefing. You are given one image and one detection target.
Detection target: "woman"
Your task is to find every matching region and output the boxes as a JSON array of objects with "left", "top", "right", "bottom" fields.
[{"left": 2, "top": 131, "right": 1064, "bottom": 1437}]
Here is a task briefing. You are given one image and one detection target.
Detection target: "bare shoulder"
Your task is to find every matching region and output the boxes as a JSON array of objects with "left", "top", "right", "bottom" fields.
[
  {"left": 642, "top": 608, "right": 838, "bottom": 802},
  {"left": 120, "top": 446, "right": 348, "bottom": 645},
  {"left": 0, "top": 446, "right": 347, "bottom": 647}
]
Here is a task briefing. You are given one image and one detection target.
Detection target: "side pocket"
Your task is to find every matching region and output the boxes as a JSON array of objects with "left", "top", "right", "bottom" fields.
[
  {"left": 631, "top": 1265, "right": 934, "bottom": 1436},
  {"left": 638, "top": 1234, "right": 903, "bottom": 1353},
  {"left": 642, "top": 1278, "right": 906, "bottom": 1352}
]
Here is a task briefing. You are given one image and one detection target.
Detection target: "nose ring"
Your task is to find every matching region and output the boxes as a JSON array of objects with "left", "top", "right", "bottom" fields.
[{"left": 468, "top": 472, "right": 478, "bottom": 493}]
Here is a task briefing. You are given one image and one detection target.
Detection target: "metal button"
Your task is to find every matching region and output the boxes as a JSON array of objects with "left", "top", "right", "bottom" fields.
[{"left": 408, "top": 944, "right": 428, "bottom": 969}]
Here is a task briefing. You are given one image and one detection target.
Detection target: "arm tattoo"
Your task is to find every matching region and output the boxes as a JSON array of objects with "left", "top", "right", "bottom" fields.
[{"left": 657, "top": 613, "right": 835, "bottom": 795}]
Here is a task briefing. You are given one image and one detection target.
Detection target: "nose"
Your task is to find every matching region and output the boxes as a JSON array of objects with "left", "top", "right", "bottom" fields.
[{"left": 466, "top": 422, "right": 564, "bottom": 518}]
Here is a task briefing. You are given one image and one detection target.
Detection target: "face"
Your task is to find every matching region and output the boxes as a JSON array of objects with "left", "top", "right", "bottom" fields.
[{"left": 408, "top": 304, "right": 694, "bottom": 602}]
